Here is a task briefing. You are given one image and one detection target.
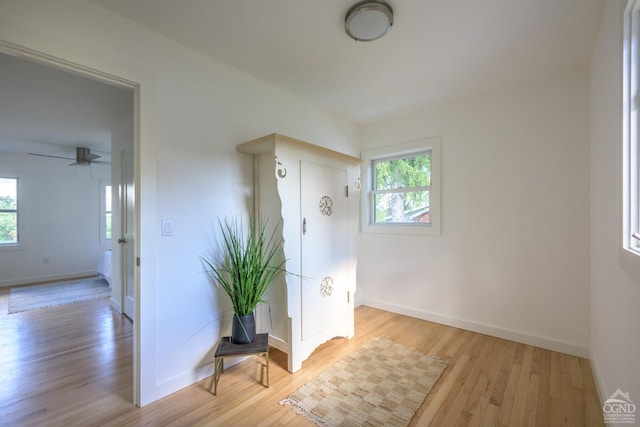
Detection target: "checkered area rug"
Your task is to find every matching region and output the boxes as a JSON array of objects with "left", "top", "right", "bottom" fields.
[{"left": 279, "top": 338, "right": 447, "bottom": 427}]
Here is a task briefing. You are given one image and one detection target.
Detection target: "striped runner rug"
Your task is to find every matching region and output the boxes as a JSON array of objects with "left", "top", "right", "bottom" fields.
[{"left": 8, "top": 277, "right": 110, "bottom": 314}]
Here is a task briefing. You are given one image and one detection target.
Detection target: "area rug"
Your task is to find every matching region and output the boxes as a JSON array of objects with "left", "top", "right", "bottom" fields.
[
  {"left": 279, "top": 338, "right": 447, "bottom": 427},
  {"left": 8, "top": 277, "right": 110, "bottom": 314}
]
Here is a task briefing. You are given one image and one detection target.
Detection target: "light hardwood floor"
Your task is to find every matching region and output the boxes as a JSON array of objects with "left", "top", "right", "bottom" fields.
[{"left": 0, "top": 288, "right": 604, "bottom": 426}]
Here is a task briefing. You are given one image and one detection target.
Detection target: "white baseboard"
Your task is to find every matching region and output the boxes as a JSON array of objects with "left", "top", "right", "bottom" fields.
[
  {"left": 153, "top": 319, "right": 255, "bottom": 402},
  {"left": 109, "top": 298, "right": 122, "bottom": 314},
  {"left": 154, "top": 367, "right": 214, "bottom": 402},
  {"left": 267, "top": 334, "right": 288, "bottom": 354},
  {"left": 361, "top": 298, "right": 590, "bottom": 358},
  {"left": 0, "top": 271, "right": 97, "bottom": 288},
  {"left": 354, "top": 292, "right": 364, "bottom": 308},
  {"left": 588, "top": 348, "right": 607, "bottom": 405}
]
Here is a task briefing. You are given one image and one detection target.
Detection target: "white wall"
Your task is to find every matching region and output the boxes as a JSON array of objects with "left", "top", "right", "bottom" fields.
[
  {"left": 0, "top": 152, "right": 111, "bottom": 286},
  {"left": 589, "top": 0, "right": 640, "bottom": 406},
  {"left": 0, "top": 0, "right": 359, "bottom": 405},
  {"left": 359, "top": 67, "right": 591, "bottom": 357}
]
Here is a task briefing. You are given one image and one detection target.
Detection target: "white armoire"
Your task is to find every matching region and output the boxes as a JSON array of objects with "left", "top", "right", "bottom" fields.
[{"left": 237, "top": 133, "right": 361, "bottom": 372}]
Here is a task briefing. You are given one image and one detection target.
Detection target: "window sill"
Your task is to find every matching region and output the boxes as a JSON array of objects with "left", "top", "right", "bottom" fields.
[
  {"left": 361, "top": 223, "right": 441, "bottom": 235},
  {"left": 619, "top": 247, "right": 640, "bottom": 283}
]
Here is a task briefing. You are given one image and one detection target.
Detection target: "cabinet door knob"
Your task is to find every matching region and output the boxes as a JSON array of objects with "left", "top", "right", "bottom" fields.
[{"left": 303, "top": 218, "right": 307, "bottom": 235}]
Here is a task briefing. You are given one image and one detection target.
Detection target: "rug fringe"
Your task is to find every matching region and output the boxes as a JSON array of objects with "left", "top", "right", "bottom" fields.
[
  {"left": 279, "top": 398, "right": 333, "bottom": 427},
  {"left": 8, "top": 296, "right": 110, "bottom": 314}
]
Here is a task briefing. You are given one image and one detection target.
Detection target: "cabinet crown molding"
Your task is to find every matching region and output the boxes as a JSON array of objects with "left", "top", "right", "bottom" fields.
[{"left": 237, "top": 133, "right": 362, "bottom": 164}]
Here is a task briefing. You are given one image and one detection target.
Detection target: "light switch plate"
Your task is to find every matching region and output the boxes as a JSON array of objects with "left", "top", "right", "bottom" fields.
[{"left": 161, "top": 219, "right": 173, "bottom": 237}]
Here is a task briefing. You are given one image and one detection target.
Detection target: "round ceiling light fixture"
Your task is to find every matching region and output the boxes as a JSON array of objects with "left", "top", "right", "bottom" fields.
[{"left": 345, "top": 0, "right": 393, "bottom": 42}]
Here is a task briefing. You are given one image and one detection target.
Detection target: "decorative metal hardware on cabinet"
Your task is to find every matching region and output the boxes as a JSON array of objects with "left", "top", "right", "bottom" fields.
[
  {"left": 276, "top": 159, "right": 287, "bottom": 178},
  {"left": 320, "top": 276, "right": 334, "bottom": 297},
  {"left": 319, "top": 196, "right": 333, "bottom": 216}
]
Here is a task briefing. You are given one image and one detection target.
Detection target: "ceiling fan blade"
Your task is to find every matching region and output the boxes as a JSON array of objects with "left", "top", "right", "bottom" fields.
[
  {"left": 29, "top": 147, "right": 110, "bottom": 166},
  {"left": 68, "top": 160, "right": 110, "bottom": 167},
  {"left": 28, "top": 152, "right": 75, "bottom": 161},
  {"left": 67, "top": 159, "right": 91, "bottom": 166}
]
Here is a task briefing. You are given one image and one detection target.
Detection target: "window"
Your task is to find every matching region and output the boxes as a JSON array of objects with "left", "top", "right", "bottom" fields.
[
  {"left": 361, "top": 137, "right": 441, "bottom": 234},
  {"left": 0, "top": 177, "right": 18, "bottom": 245},
  {"left": 372, "top": 152, "right": 431, "bottom": 224},
  {"left": 100, "top": 180, "right": 112, "bottom": 243},
  {"left": 105, "top": 185, "right": 112, "bottom": 240}
]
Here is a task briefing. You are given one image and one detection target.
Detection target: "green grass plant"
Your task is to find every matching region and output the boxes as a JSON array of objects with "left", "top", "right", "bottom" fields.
[{"left": 202, "top": 217, "right": 286, "bottom": 317}]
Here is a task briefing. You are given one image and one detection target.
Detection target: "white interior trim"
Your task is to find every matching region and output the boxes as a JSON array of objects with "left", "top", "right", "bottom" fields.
[
  {"left": 362, "top": 298, "right": 590, "bottom": 358},
  {"left": 0, "top": 39, "right": 143, "bottom": 407},
  {"left": 360, "top": 136, "right": 442, "bottom": 235},
  {"left": 589, "top": 348, "right": 608, "bottom": 406}
]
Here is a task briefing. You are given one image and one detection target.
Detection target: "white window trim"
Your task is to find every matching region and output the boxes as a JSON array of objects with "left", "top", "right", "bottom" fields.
[
  {"left": 621, "top": 0, "right": 640, "bottom": 279},
  {"left": 361, "top": 136, "right": 441, "bottom": 235}
]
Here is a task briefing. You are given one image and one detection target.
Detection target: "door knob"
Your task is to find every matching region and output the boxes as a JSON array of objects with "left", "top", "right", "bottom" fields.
[{"left": 118, "top": 238, "right": 127, "bottom": 244}]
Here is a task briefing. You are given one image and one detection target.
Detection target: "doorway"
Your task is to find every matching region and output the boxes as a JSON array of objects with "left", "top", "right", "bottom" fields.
[{"left": 0, "top": 43, "right": 140, "bottom": 404}]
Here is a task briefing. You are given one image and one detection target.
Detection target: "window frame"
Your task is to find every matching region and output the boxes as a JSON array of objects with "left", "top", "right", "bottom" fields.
[
  {"left": 361, "top": 136, "right": 441, "bottom": 235},
  {"left": 0, "top": 176, "right": 20, "bottom": 247},
  {"left": 621, "top": 0, "right": 640, "bottom": 278}
]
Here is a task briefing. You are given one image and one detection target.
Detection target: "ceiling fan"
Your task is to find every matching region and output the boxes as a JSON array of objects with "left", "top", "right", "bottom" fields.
[{"left": 29, "top": 147, "right": 110, "bottom": 166}]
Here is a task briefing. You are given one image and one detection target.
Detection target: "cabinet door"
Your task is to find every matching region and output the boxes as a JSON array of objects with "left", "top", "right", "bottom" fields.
[{"left": 300, "top": 161, "right": 349, "bottom": 341}]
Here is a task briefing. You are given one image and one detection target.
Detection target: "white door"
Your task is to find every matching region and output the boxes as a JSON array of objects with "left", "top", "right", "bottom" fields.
[
  {"left": 300, "top": 161, "right": 349, "bottom": 341},
  {"left": 111, "top": 107, "right": 135, "bottom": 321},
  {"left": 121, "top": 148, "right": 135, "bottom": 320}
]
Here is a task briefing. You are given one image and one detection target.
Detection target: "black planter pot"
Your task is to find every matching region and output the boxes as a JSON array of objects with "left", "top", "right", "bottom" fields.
[{"left": 231, "top": 313, "right": 256, "bottom": 344}]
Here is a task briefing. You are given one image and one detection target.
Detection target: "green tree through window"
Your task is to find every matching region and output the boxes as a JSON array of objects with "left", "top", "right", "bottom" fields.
[
  {"left": 372, "top": 151, "right": 431, "bottom": 223},
  {"left": 0, "top": 178, "right": 18, "bottom": 244}
]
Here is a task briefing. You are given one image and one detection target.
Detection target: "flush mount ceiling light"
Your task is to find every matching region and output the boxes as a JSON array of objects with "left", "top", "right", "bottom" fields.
[{"left": 345, "top": 0, "right": 393, "bottom": 42}]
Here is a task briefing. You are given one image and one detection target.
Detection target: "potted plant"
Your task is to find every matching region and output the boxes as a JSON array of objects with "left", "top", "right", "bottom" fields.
[{"left": 202, "top": 217, "right": 286, "bottom": 344}]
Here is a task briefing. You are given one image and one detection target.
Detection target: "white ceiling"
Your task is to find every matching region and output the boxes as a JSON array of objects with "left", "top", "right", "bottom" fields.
[
  {"left": 0, "top": 1, "right": 605, "bottom": 158},
  {"left": 93, "top": 0, "right": 605, "bottom": 124},
  {"left": 0, "top": 52, "right": 132, "bottom": 160}
]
